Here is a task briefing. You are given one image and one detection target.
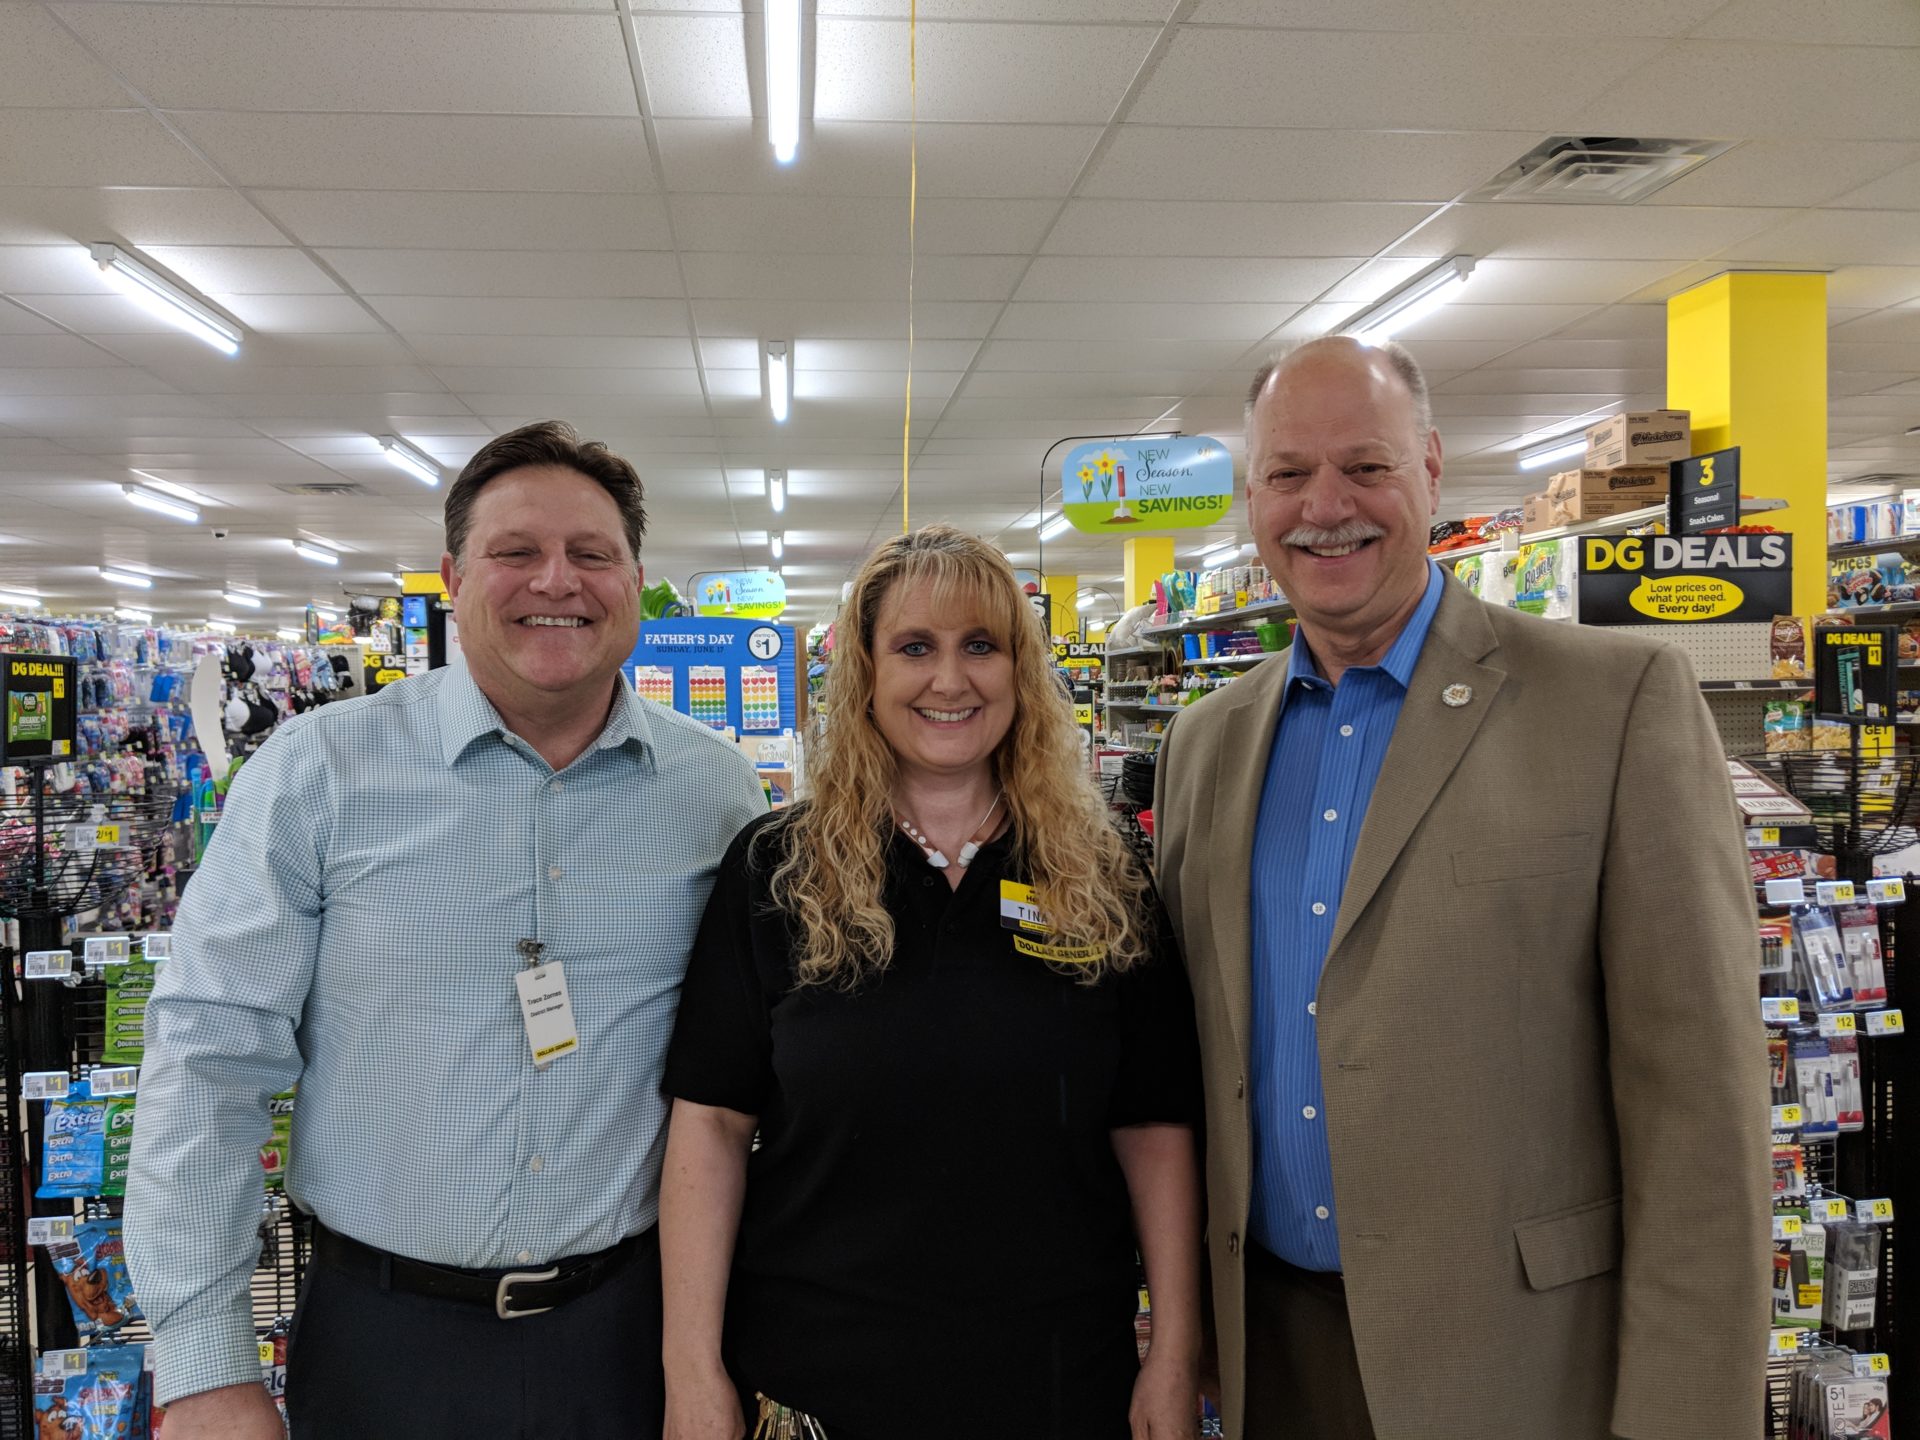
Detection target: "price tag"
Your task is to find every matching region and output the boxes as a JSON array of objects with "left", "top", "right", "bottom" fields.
[
  {"left": 1771, "top": 1104, "right": 1805, "bottom": 1130},
  {"left": 1764, "top": 877, "right": 1809, "bottom": 906},
  {"left": 1853, "top": 1353, "right": 1891, "bottom": 1377},
  {"left": 1856, "top": 1198, "right": 1895, "bottom": 1224},
  {"left": 1769, "top": 1330, "right": 1801, "bottom": 1356},
  {"left": 1818, "top": 1197, "right": 1851, "bottom": 1223},
  {"left": 1867, "top": 877, "right": 1906, "bottom": 904},
  {"left": 21, "top": 1071, "right": 69, "bottom": 1101},
  {"left": 89, "top": 1066, "right": 138, "bottom": 1096},
  {"left": 26, "top": 1217, "right": 75, "bottom": 1246},
  {"left": 142, "top": 932, "right": 171, "bottom": 960},
  {"left": 1762, "top": 996, "right": 1802, "bottom": 1025},
  {"left": 1818, "top": 1012, "right": 1858, "bottom": 1037},
  {"left": 23, "top": 950, "right": 72, "bottom": 980},
  {"left": 41, "top": 1349, "right": 88, "bottom": 1378},
  {"left": 82, "top": 935, "right": 130, "bottom": 968},
  {"left": 1754, "top": 827, "right": 1783, "bottom": 847},
  {"left": 1772, "top": 1214, "right": 1805, "bottom": 1239},
  {"left": 258, "top": 1341, "right": 276, "bottom": 1367},
  {"left": 1865, "top": 1009, "right": 1905, "bottom": 1036},
  {"left": 1816, "top": 880, "right": 1857, "bottom": 905}
]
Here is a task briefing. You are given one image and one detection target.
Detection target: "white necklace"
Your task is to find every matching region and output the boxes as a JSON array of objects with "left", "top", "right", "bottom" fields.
[{"left": 896, "top": 790, "right": 1004, "bottom": 870}]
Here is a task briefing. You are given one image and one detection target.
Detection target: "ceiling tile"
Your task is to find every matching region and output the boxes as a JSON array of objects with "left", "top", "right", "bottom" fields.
[
  {"left": 654, "top": 118, "right": 1100, "bottom": 198},
  {"left": 1572, "top": 42, "right": 1920, "bottom": 141},
  {"left": 796, "top": 370, "right": 960, "bottom": 401},
  {"left": 1832, "top": 305, "right": 1920, "bottom": 343},
  {"left": 793, "top": 338, "right": 980, "bottom": 370},
  {"left": 993, "top": 302, "right": 1299, "bottom": 342},
  {"left": 430, "top": 367, "right": 704, "bottom": 397},
  {"left": 368, "top": 296, "right": 689, "bottom": 336},
  {"left": 320, "top": 248, "right": 683, "bottom": 299},
  {"left": 820, "top": 0, "right": 1167, "bottom": 16},
  {"left": 1387, "top": 202, "right": 1790, "bottom": 262},
  {"left": 1435, "top": 367, "right": 1664, "bottom": 396},
  {"left": 405, "top": 335, "right": 697, "bottom": 368},
  {"left": 1186, "top": 0, "right": 1725, "bottom": 34},
  {"left": 1644, "top": 140, "right": 1919, "bottom": 209},
  {"left": 178, "top": 113, "right": 654, "bottom": 193},
  {"left": 670, "top": 195, "right": 1056, "bottom": 253},
  {"left": 140, "top": 245, "right": 344, "bottom": 296},
  {"left": 1409, "top": 258, "right": 1691, "bottom": 307},
  {"left": 1721, "top": 211, "right": 1920, "bottom": 266},
  {"left": 1045, "top": 200, "right": 1431, "bottom": 258},
  {"left": 204, "top": 294, "right": 383, "bottom": 334},
  {"left": 0, "top": 109, "right": 219, "bottom": 188},
  {"left": 259, "top": 191, "right": 674, "bottom": 251},
  {"left": 0, "top": 184, "right": 280, "bottom": 248},
  {"left": 1130, "top": 28, "right": 1665, "bottom": 131},
  {"left": 814, "top": 18, "right": 1158, "bottom": 124},
  {"left": 695, "top": 298, "right": 1001, "bottom": 338},
  {"left": 1014, "top": 256, "right": 1356, "bottom": 305},
  {"left": 1689, "top": 0, "right": 1920, "bottom": 45},
  {"left": 54, "top": 6, "right": 639, "bottom": 115},
  {"left": 104, "top": 333, "right": 415, "bottom": 367},
  {"left": 1382, "top": 302, "right": 1603, "bottom": 342},
  {"left": 1830, "top": 270, "right": 1920, "bottom": 310},
  {"left": 0, "top": 366, "right": 178, "bottom": 396},
  {"left": 0, "top": 335, "right": 127, "bottom": 367},
  {"left": 141, "top": 362, "right": 445, "bottom": 396},
  {"left": 683, "top": 252, "right": 1025, "bottom": 301},
  {"left": 632, "top": 13, "right": 751, "bottom": 119},
  {"left": 0, "top": 245, "right": 123, "bottom": 294},
  {"left": 974, "top": 338, "right": 1247, "bottom": 372},
  {"left": 1082, "top": 127, "right": 1539, "bottom": 204},
  {"left": 0, "top": 7, "right": 137, "bottom": 106},
  {"left": 1827, "top": 160, "right": 1920, "bottom": 212}
]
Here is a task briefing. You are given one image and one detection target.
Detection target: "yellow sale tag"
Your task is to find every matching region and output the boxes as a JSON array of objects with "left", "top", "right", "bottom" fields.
[
  {"left": 1863, "top": 1353, "right": 1891, "bottom": 1375},
  {"left": 1860, "top": 1198, "right": 1895, "bottom": 1223},
  {"left": 1770, "top": 1330, "right": 1800, "bottom": 1356},
  {"left": 95, "top": 824, "right": 120, "bottom": 845},
  {"left": 1774, "top": 1214, "right": 1803, "bottom": 1238},
  {"left": 258, "top": 1341, "right": 275, "bottom": 1367},
  {"left": 1821, "top": 1198, "right": 1849, "bottom": 1222},
  {"left": 1866, "top": 1009, "right": 1905, "bottom": 1036},
  {"left": 1772, "top": 1104, "right": 1804, "bottom": 1129},
  {"left": 1761, "top": 827, "right": 1781, "bottom": 845},
  {"left": 1819, "top": 1012, "right": 1857, "bottom": 1036}
]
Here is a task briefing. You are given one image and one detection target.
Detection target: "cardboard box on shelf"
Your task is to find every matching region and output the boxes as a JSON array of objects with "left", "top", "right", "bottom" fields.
[
  {"left": 1544, "top": 466, "right": 1668, "bottom": 524},
  {"left": 1584, "top": 410, "right": 1691, "bottom": 471},
  {"left": 1521, "top": 492, "right": 1552, "bottom": 534}
]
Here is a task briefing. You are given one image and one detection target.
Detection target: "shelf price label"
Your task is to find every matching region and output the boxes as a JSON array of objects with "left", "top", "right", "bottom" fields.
[
  {"left": 23, "top": 950, "right": 72, "bottom": 980},
  {"left": 258, "top": 1340, "right": 277, "bottom": 1367},
  {"left": 41, "top": 1350, "right": 88, "bottom": 1378},
  {"left": 1864, "top": 1009, "right": 1905, "bottom": 1036},
  {"left": 1856, "top": 1198, "right": 1895, "bottom": 1224},
  {"left": 1818, "top": 1197, "right": 1851, "bottom": 1223},
  {"left": 1772, "top": 1214, "right": 1804, "bottom": 1240},
  {"left": 1771, "top": 1104, "right": 1805, "bottom": 1130},
  {"left": 1750, "top": 827, "right": 1783, "bottom": 847},
  {"left": 1866, "top": 877, "right": 1906, "bottom": 904},
  {"left": 1853, "top": 1353, "right": 1891, "bottom": 1377},
  {"left": 89, "top": 1066, "right": 138, "bottom": 1096},
  {"left": 1761, "top": 996, "right": 1801, "bottom": 1025},
  {"left": 1818, "top": 1012, "right": 1857, "bottom": 1037},
  {"left": 1816, "top": 880, "right": 1857, "bottom": 905},
  {"left": 21, "top": 1071, "right": 69, "bottom": 1101},
  {"left": 26, "top": 1217, "right": 74, "bottom": 1246},
  {"left": 1769, "top": 1330, "right": 1802, "bottom": 1356},
  {"left": 82, "top": 935, "right": 131, "bottom": 968}
]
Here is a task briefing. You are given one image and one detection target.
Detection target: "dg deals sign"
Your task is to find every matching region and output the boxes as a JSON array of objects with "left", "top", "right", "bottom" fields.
[
  {"left": 1579, "top": 532, "right": 1793, "bottom": 625},
  {"left": 1059, "top": 436, "right": 1233, "bottom": 535}
]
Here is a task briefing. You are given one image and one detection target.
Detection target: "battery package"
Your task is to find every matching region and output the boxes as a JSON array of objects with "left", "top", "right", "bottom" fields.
[{"left": 1772, "top": 1210, "right": 1825, "bottom": 1326}]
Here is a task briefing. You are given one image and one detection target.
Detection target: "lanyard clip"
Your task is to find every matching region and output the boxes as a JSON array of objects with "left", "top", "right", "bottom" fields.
[{"left": 516, "top": 938, "right": 545, "bottom": 969}]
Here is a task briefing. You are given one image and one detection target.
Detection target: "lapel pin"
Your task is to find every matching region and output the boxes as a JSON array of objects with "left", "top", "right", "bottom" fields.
[{"left": 1441, "top": 683, "right": 1473, "bottom": 708}]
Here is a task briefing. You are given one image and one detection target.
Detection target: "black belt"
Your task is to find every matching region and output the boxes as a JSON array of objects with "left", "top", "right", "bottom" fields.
[
  {"left": 312, "top": 1222, "right": 653, "bottom": 1320},
  {"left": 1246, "top": 1241, "right": 1346, "bottom": 1295}
]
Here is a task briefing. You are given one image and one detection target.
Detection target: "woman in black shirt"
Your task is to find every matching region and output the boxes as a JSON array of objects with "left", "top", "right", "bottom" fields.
[{"left": 660, "top": 525, "right": 1204, "bottom": 1440}]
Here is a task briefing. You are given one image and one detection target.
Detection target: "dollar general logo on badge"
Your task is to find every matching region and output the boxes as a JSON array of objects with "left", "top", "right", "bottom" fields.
[{"left": 999, "top": 880, "right": 1046, "bottom": 933}]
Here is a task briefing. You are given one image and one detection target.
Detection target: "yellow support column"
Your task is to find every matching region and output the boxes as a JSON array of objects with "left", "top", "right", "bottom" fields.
[
  {"left": 1123, "top": 537, "right": 1174, "bottom": 611},
  {"left": 1042, "top": 573, "right": 1078, "bottom": 642},
  {"left": 1667, "top": 272, "right": 1828, "bottom": 616}
]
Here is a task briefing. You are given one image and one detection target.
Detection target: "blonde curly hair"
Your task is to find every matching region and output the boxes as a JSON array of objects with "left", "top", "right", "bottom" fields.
[{"left": 766, "top": 525, "right": 1151, "bottom": 987}]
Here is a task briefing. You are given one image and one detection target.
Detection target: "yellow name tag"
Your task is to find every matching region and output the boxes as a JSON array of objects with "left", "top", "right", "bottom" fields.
[
  {"left": 1012, "top": 935, "right": 1105, "bottom": 965},
  {"left": 999, "top": 879, "right": 1047, "bottom": 933}
]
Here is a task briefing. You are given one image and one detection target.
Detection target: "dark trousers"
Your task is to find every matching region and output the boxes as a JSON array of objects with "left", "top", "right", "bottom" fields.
[
  {"left": 1243, "top": 1243, "right": 1376, "bottom": 1440},
  {"left": 286, "top": 1227, "right": 664, "bottom": 1440}
]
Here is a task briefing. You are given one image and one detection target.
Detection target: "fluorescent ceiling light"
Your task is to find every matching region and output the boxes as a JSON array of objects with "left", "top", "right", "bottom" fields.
[
  {"left": 292, "top": 539, "right": 340, "bottom": 566},
  {"left": 767, "top": 469, "right": 786, "bottom": 514},
  {"left": 99, "top": 566, "right": 153, "bottom": 589},
  {"left": 129, "top": 470, "right": 215, "bottom": 508},
  {"left": 1039, "top": 514, "right": 1073, "bottom": 541},
  {"left": 89, "top": 242, "right": 242, "bottom": 356},
  {"left": 1343, "top": 255, "right": 1476, "bottom": 344},
  {"left": 770, "top": 532, "right": 785, "bottom": 560},
  {"left": 1517, "top": 432, "right": 1589, "bottom": 471},
  {"left": 1076, "top": 592, "right": 1097, "bottom": 612},
  {"left": 1195, "top": 538, "right": 1240, "bottom": 563},
  {"left": 223, "top": 590, "right": 264, "bottom": 610},
  {"left": 115, "top": 606, "right": 153, "bottom": 623},
  {"left": 206, "top": 618, "right": 237, "bottom": 634},
  {"left": 124, "top": 484, "right": 199, "bottom": 524},
  {"left": 766, "top": 0, "right": 802, "bottom": 166},
  {"left": 378, "top": 435, "right": 441, "bottom": 487},
  {"left": 0, "top": 588, "right": 42, "bottom": 609},
  {"left": 275, "top": 628, "right": 302, "bottom": 642},
  {"left": 767, "top": 343, "right": 790, "bottom": 423}
]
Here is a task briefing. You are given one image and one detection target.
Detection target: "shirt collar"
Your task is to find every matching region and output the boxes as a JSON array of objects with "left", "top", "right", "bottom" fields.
[
  {"left": 1286, "top": 559, "right": 1447, "bottom": 693},
  {"left": 437, "top": 658, "right": 656, "bottom": 768}
]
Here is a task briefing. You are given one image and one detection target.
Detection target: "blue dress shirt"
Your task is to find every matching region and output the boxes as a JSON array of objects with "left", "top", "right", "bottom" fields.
[
  {"left": 1248, "top": 562, "right": 1446, "bottom": 1271},
  {"left": 126, "top": 661, "right": 767, "bottom": 1404}
]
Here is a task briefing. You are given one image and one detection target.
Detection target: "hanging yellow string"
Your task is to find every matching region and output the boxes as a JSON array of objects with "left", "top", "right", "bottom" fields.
[{"left": 901, "top": 0, "right": 917, "bottom": 534}]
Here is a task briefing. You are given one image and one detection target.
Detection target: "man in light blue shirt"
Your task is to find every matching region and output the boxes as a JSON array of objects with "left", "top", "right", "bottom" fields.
[{"left": 127, "top": 421, "right": 766, "bottom": 1440}]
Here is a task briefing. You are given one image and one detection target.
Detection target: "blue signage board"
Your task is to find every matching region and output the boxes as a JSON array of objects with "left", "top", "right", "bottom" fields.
[
  {"left": 692, "top": 568, "right": 788, "bottom": 619},
  {"left": 1058, "top": 435, "right": 1234, "bottom": 534},
  {"left": 625, "top": 618, "right": 797, "bottom": 734}
]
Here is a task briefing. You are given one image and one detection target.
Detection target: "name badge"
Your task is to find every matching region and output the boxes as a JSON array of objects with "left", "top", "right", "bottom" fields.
[
  {"left": 999, "top": 879, "right": 1046, "bottom": 933},
  {"left": 513, "top": 963, "right": 580, "bottom": 1069}
]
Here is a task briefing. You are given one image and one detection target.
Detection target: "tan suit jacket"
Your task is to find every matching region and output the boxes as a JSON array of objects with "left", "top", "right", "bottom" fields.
[{"left": 1153, "top": 578, "right": 1770, "bottom": 1440}]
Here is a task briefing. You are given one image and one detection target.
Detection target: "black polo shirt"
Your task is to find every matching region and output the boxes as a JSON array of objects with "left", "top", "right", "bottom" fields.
[{"left": 663, "top": 809, "right": 1201, "bottom": 1439}]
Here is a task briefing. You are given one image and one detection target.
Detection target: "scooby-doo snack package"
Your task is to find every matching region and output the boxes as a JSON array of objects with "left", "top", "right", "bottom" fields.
[{"left": 48, "top": 1218, "right": 140, "bottom": 1337}]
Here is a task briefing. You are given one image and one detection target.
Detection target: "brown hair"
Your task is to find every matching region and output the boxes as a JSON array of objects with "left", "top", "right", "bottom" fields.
[{"left": 444, "top": 421, "right": 647, "bottom": 565}]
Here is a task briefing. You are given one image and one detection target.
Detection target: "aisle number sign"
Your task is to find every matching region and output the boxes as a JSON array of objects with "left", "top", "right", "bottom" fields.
[
  {"left": 1579, "top": 534, "right": 1793, "bottom": 625},
  {"left": 1056, "top": 436, "right": 1233, "bottom": 535}
]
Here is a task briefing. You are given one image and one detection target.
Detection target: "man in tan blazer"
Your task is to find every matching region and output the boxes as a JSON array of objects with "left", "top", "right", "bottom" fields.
[{"left": 1153, "top": 336, "right": 1769, "bottom": 1439}]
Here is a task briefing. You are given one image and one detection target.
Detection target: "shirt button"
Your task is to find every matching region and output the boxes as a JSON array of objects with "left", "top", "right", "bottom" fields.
[
  {"left": 528, "top": 1156, "right": 544, "bottom": 1173},
  {"left": 1235, "top": 1075, "right": 1245, "bottom": 1099},
  {"left": 550, "top": 777, "right": 564, "bottom": 791},
  {"left": 1227, "top": 1232, "right": 1240, "bottom": 1256},
  {"left": 1322, "top": 808, "right": 1338, "bottom": 822},
  {"left": 517, "top": 1251, "right": 532, "bottom": 1265},
  {"left": 1315, "top": 1205, "right": 1330, "bottom": 1221},
  {"left": 922, "top": 875, "right": 936, "bottom": 888},
  {"left": 1311, "top": 902, "right": 1326, "bottom": 916},
  {"left": 548, "top": 865, "right": 562, "bottom": 881},
  {"left": 1302, "top": 1105, "right": 1317, "bottom": 1120},
  {"left": 1308, "top": 1001, "right": 1318, "bottom": 1016},
  {"left": 1339, "top": 725, "right": 1353, "bottom": 738}
]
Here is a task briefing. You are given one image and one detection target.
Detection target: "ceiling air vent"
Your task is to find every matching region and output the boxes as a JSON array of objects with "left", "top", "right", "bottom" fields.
[
  {"left": 1472, "top": 136, "right": 1738, "bottom": 205},
  {"left": 276, "top": 483, "right": 366, "bottom": 497}
]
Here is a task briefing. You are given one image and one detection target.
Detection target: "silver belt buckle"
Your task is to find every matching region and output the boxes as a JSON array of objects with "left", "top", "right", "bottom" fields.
[{"left": 495, "top": 1265, "right": 560, "bottom": 1320}]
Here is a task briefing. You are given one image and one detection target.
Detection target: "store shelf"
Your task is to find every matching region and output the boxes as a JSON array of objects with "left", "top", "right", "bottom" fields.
[
  {"left": 1829, "top": 535, "right": 1920, "bottom": 560},
  {"left": 1103, "top": 644, "right": 1163, "bottom": 661},
  {"left": 1104, "top": 698, "right": 1186, "bottom": 712},
  {"left": 1140, "top": 597, "right": 1292, "bottom": 639},
  {"left": 1825, "top": 602, "right": 1920, "bottom": 618},
  {"left": 1435, "top": 504, "right": 1667, "bottom": 565},
  {"left": 1699, "top": 679, "right": 1816, "bottom": 692},
  {"left": 1181, "top": 652, "right": 1271, "bottom": 670}
]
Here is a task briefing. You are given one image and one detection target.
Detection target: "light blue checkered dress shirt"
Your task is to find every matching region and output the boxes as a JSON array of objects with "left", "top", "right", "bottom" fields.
[{"left": 125, "top": 661, "right": 767, "bottom": 1405}]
